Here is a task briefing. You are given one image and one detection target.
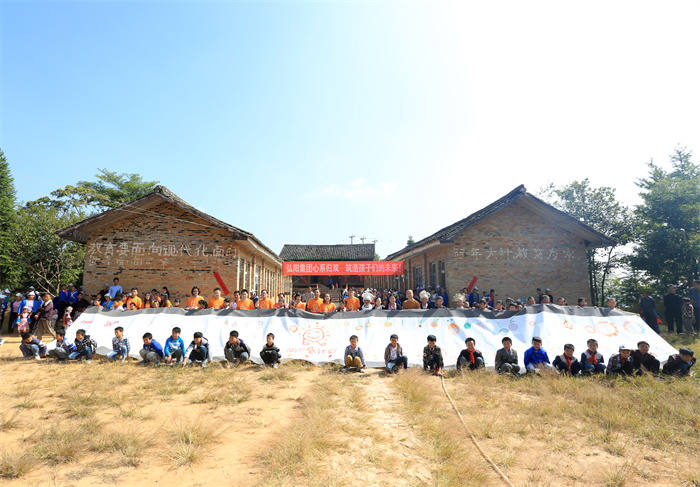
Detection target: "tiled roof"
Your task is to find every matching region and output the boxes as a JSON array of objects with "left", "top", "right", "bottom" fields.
[{"left": 280, "top": 244, "right": 375, "bottom": 261}]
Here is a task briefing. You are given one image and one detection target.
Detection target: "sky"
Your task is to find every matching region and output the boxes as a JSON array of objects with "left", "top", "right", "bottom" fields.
[{"left": 3, "top": 0, "right": 699, "bottom": 259}]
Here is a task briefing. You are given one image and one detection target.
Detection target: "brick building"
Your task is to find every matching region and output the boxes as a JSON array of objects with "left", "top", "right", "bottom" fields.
[
  {"left": 375, "top": 185, "right": 615, "bottom": 302},
  {"left": 280, "top": 244, "right": 375, "bottom": 291},
  {"left": 58, "top": 186, "right": 289, "bottom": 301}
]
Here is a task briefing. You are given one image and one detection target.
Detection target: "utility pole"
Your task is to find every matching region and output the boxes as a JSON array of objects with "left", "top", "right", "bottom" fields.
[
  {"left": 360, "top": 236, "right": 366, "bottom": 244},
  {"left": 372, "top": 239, "right": 378, "bottom": 245},
  {"left": 349, "top": 235, "right": 355, "bottom": 244}
]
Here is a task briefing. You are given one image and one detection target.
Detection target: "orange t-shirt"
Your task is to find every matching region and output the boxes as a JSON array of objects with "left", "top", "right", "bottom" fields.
[
  {"left": 295, "top": 302, "right": 306, "bottom": 310},
  {"left": 187, "top": 296, "right": 205, "bottom": 309},
  {"left": 237, "top": 299, "right": 255, "bottom": 310},
  {"left": 344, "top": 297, "right": 360, "bottom": 311},
  {"left": 320, "top": 302, "right": 336, "bottom": 313},
  {"left": 126, "top": 296, "right": 143, "bottom": 309},
  {"left": 163, "top": 300, "right": 172, "bottom": 308},
  {"left": 257, "top": 298, "right": 275, "bottom": 309},
  {"left": 307, "top": 298, "right": 324, "bottom": 313},
  {"left": 208, "top": 297, "right": 225, "bottom": 309}
]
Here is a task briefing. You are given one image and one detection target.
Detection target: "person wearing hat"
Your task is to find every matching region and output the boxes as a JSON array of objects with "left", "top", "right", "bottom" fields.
[
  {"left": 20, "top": 291, "right": 40, "bottom": 315},
  {"left": 552, "top": 344, "right": 582, "bottom": 375},
  {"left": 422, "top": 334, "right": 443, "bottom": 376},
  {"left": 662, "top": 347, "right": 696, "bottom": 376},
  {"left": 361, "top": 293, "right": 374, "bottom": 311},
  {"left": 419, "top": 291, "right": 433, "bottom": 310},
  {"left": 606, "top": 346, "right": 634, "bottom": 375}
]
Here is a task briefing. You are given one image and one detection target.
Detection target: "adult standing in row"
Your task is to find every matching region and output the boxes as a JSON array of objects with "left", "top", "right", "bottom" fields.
[
  {"left": 639, "top": 291, "right": 660, "bottom": 334},
  {"left": 691, "top": 280, "right": 700, "bottom": 332},
  {"left": 663, "top": 285, "right": 683, "bottom": 334}
]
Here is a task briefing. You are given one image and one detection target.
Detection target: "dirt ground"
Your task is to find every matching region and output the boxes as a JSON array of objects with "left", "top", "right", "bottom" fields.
[{"left": 1, "top": 335, "right": 698, "bottom": 487}]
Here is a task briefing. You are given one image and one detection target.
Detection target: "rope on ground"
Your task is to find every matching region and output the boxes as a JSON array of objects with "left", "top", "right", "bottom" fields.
[{"left": 439, "top": 374, "right": 516, "bottom": 487}]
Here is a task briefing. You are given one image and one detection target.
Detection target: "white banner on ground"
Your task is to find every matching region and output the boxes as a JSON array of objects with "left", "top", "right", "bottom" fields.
[{"left": 71, "top": 305, "right": 678, "bottom": 368}]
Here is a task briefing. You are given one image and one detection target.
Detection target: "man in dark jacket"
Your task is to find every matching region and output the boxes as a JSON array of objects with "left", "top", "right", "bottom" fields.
[
  {"left": 663, "top": 285, "right": 683, "bottom": 334},
  {"left": 639, "top": 291, "right": 660, "bottom": 334},
  {"left": 662, "top": 348, "right": 695, "bottom": 376},
  {"left": 35, "top": 293, "right": 56, "bottom": 341}
]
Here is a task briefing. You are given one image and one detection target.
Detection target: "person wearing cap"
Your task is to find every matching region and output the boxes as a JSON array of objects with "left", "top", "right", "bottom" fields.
[
  {"left": 631, "top": 341, "right": 660, "bottom": 374},
  {"left": 606, "top": 346, "right": 634, "bottom": 375},
  {"left": 183, "top": 332, "right": 209, "bottom": 368},
  {"left": 457, "top": 337, "right": 485, "bottom": 371},
  {"left": 361, "top": 293, "right": 374, "bottom": 310},
  {"left": 384, "top": 334, "right": 407, "bottom": 374},
  {"left": 20, "top": 291, "right": 40, "bottom": 316},
  {"left": 35, "top": 292, "right": 56, "bottom": 341},
  {"left": 581, "top": 339, "right": 606, "bottom": 375},
  {"left": 422, "top": 334, "right": 443, "bottom": 376},
  {"left": 102, "top": 294, "right": 113, "bottom": 310},
  {"left": 552, "top": 344, "right": 582, "bottom": 375},
  {"left": 401, "top": 289, "right": 420, "bottom": 310},
  {"left": 524, "top": 336, "right": 553, "bottom": 374},
  {"left": 419, "top": 291, "right": 433, "bottom": 310},
  {"left": 662, "top": 347, "right": 696, "bottom": 376}
]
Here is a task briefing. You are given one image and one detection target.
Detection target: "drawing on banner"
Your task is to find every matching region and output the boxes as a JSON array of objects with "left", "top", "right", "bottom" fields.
[
  {"left": 430, "top": 320, "right": 439, "bottom": 328},
  {"left": 508, "top": 319, "right": 518, "bottom": 331},
  {"left": 596, "top": 321, "right": 619, "bottom": 337},
  {"left": 448, "top": 322, "right": 460, "bottom": 334},
  {"left": 563, "top": 320, "right": 574, "bottom": 330},
  {"left": 301, "top": 325, "right": 329, "bottom": 346},
  {"left": 499, "top": 328, "right": 509, "bottom": 335},
  {"left": 384, "top": 321, "right": 393, "bottom": 328},
  {"left": 464, "top": 322, "right": 472, "bottom": 329},
  {"left": 623, "top": 321, "right": 646, "bottom": 335},
  {"left": 586, "top": 323, "right": 597, "bottom": 333}
]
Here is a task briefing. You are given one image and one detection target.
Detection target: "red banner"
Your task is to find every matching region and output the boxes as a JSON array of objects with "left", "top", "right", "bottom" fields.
[
  {"left": 283, "top": 261, "right": 404, "bottom": 276},
  {"left": 213, "top": 272, "right": 230, "bottom": 295}
]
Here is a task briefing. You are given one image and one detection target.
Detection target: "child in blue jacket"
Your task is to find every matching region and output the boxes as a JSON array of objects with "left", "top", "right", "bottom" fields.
[{"left": 524, "top": 336, "right": 553, "bottom": 374}]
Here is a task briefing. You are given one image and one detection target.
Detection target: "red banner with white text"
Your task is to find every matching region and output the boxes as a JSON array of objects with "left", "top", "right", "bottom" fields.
[{"left": 283, "top": 261, "right": 404, "bottom": 275}]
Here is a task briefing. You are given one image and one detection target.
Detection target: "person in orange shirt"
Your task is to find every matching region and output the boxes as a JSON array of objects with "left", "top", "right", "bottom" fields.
[
  {"left": 236, "top": 290, "right": 255, "bottom": 310},
  {"left": 320, "top": 293, "right": 336, "bottom": 314},
  {"left": 142, "top": 292, "right": 154, "bottom": 309},
  {"left": 208, "top": 288, "right": 225, "bottom": 309},
  {"left": 401, "top": 289, "right": 420, "bottom": 310},
  {"left": 292, "top": 293, "right": 305, "bottom": 310},
  {"left": 306, "top": 289, "right": 324, "bottom": 313},
  {"left": 186, "top": 286, "right": 206, "bottom": 309},
  {"left": 257, "top": 289, "right": 275, "bottom": 309},
  {"left": 125, "top": 288, "right": 143, "bottom": 309},
  {"left": 344, "top": 289, "right": 361, "bottom": 311}
]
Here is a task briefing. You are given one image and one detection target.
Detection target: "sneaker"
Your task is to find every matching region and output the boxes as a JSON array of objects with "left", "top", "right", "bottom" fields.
[
  {"left": 273, "top": 363, "right": 278, "bottom": 369},
  {"left": 435, "top": 367, "right": 442, "bottom": 376},
  {"left": 358, "top": 368, "right": 365, "bottom": 373},
  {"left": 0, "top": 337, "right": 5, "bottom": 346},
  {"left": 201, "top": 362, "right": 207, "bottom": 368},
  {"left": 34, "top": 356, "right": 42, "bottom": 361},
  {"left": 86, "top": 359, "right": 92, "bottom": 363}
]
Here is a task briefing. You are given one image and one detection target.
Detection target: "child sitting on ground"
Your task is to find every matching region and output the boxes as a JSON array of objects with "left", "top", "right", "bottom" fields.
[
  {"left": 260, "top": 333, "right": 281, "bottom": 368},
  {"left": 19, "top": 331, "right": 47, "bottom": 360},
  {"left": 164, "top": 327, "right": 186, "bottom": 365},
  {"left": 494, "top": 337, "right": 520, "bottom": 374},
  {"left": 631, "top": 340, "right": 660, "bottom": 374},
  {"left": 139, "top": 332, "right": 164, "bottom": 365},
  {"left": 581, "top": 338, "right": 606, "bottom": 375},
  {"left": 183, "top": 332, "right": 209, "bottom": 368},
  {"left": 344, "top": 335, "right": 366, "bottom": 372},
  {"left": 523, "top": 336, "right": 553, "bottom": 374},
  {"left": 49, "top": 329, "right": 76, "bottom": 361},
  {"left": 552, "top": 343, "right": 582, "bottom": 375},
  {"left": 224, "top": 330, "right": 251, "bottom": 366},
  {"left": 384, "top": 334, "right": 407, "bottom": 374},
  {"left": 662, "top": 347, "right": 695, "bottom": 376},
  {"left": 70, "top": 328, "right": 96, "bottom": 363},
  {"left": 457, "top": 337, "right": 485, "bottom": 371},
  {"left": 107, "top": 326, "right": 130, "bottom": 361},
  {"left": 606, "top": 345, "right": 634, "bottom": 375},
  {"left": 422, "top": 334, "right": 443, "bottom": 376}
]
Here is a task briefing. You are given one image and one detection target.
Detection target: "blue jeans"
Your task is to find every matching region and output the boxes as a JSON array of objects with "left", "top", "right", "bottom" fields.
[
  {"left": 583, "top": 362, "right": 607, "bottom": 374},
  {"left": 107, "top": 346, "right": 128, "bottom": 360},
  {"left": 68, "top": 349, "right": 92, "bottom": 361},
  {"left": 386, "top": 355, "right": 408, "bottom": 372},
  {"left": 526, "top": 362, "right": 553, "bottom": 372},
  {"left": 20, "top": 343, "right": 40, "bottom": 358}
]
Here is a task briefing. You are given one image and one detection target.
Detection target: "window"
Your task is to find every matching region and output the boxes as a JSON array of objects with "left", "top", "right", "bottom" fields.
[
  {"left": 430, "top": 263, "right": 437, "bottom": 288},
  {"left": 413, "top": 266, "right": 424, "bottom": 288},
  {"left": 439, "top": 261, "right": 446, "bottom": 289}
]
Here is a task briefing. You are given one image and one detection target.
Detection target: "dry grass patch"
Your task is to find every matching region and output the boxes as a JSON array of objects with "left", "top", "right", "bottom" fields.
[
  {"left": 189, "top": 380, "right": 251, "bottom": 408},
  {"left": 0, "top": 451, "right": 33, "bottom": 479},
  {"left": 91, "top": 431, "right": 153, "bottom": 466},
  {"left": 165, "top": 417, "right": 219, "bottom": 468},
  {"left": 30, "top": 424, "right": 89, "bottom": 464},
  {"left": 259, "top": 368, "right": 295, "bottom": 382},
  {"left": 0, "top": 411, "right": 18, "bottom": 432}
]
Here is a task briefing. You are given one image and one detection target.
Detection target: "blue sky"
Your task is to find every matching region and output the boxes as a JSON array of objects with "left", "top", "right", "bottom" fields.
[{"left": 3, "top": 0, "right": 700, "bottom": 258}]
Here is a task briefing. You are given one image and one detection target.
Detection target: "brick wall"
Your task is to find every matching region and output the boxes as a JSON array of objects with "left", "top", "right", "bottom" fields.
[
  {"left": 402, "top": 200, "right": 590, "bottom": 303},
  {"left": 81, "top": 201, "right": 289, "bottom": 301}
]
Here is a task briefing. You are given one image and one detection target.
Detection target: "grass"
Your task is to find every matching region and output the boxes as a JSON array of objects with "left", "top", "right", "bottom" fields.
[
  {"left": 601, "top": 461, "right": 636, "bottom": 487},
  {"left": 90, "top": 431, "right": 153, "bottom": 466},
  {"left": 0, "top": 452, "right": 33, "bottom": 478},
  {"left": 259, "top": 369, "right": 295, "bottom": 382},
  {"left": 30, "top": 424, "right": 88, "bottom": 464},
  {"left": 165, "top": 418, "right": 219, "bottom": 468},
  {"left": 66, "top": 392, "right": 100, "bottom": 418},
  {"left": 0, "top": 412, "right": 18, "bottom": 432}
]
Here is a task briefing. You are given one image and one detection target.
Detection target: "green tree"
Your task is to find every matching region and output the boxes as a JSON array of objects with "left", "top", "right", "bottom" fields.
[
  {"left": 14, "top": 202, "right": 86, "bottom": 294},
  {"left": 30, "top": 168, "right": 158, "bottom": 212},
  {"left": 629, "top": 146, "right": 700, "bottom": 290},
  {"left": 0, "top": 149, "right": 20, "bottom": 287},
  {"left": 407, "top": 235, "right": 415, "bottom": 246},
  {"left": 541, "top": 179, "right": 633, "bottom": 306}
]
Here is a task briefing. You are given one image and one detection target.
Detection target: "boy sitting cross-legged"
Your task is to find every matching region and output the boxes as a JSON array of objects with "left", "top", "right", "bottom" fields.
[
  {"left": 384, "top": 334, "right": 408, "bottom": 374},
  {"left": 107, "top": 326, "right": 130, "bottom": 361},
  {"left": 422, "top": 334, "right": 443, "bottom": 376},
  {"left": 344, "top": 335, "right": 366, "bottom": 373},
  {"left": 457, "top": 337, "right": 485, "bottom": 371},
  {"left": 260, "top": 333, "right": 281, "bottom": 368},
  {"left": 49, "top": 329, "right": 76, "bottom": 361},
  {"left": 552, "top": 343, "right": 582, "bottom": 375},
  {"left": 19, "top": 331, "right": 47, "bottom": 360},
  {"left": 224, "top": 330, "right": 251, "bottom": 367},
  {"left": 581, "top": 338, "right": 606, "bottom": 375},
  {"left": 164, "top": 327, "right": 186, "bottom": 365},
  {"left": 494, "top": 337, "right": 520, "bottom": 375},
  {"left": 606, "top": 345, "right": 634, "bottom": 376},
  {"left": 183, "top": 332, "right": 209, "bottom": 368},
  {"left": 523, "top": 336, "right": 553, "bottom": 374},
  {"left": 140, "top": 332, "right": 164, "bottom": 365}
]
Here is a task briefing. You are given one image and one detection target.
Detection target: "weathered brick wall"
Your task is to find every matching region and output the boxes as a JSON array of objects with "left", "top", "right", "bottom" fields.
[
  {"left": 404, "top": 200, "right": 591, "bottom": 303},
  {"left": 82, "top": 201, "right": 289, "bottom": 301}
]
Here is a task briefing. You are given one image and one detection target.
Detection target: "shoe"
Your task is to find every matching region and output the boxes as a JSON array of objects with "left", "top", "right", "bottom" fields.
[
  {"left": 435, "top": 367, "right": 442, "bottom": 376},
  {"left": 34, "top": 356, "right": 42, "bottom": 361},
  {"left": 86, "top": 359, "right": 92, "bottom": 363},
  {"left": 0, "top": 337, "right": 5, "bottom": 346},
  {"left": 201, "top": 362, "right": 207, "bottom": 368},
  {"left": 359, "top": 368, "right": 365, "bottom": 373},
  {"left": 273, "top": 363, "right": 278, "bottom": 369}
]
